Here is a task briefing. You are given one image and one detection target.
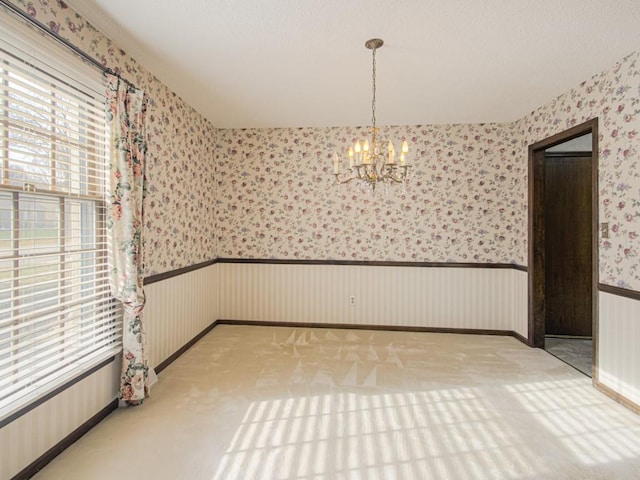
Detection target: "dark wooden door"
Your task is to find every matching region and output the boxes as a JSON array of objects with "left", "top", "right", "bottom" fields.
[{"left": 544, "top": 154, "right": 592, "bottom": 337}]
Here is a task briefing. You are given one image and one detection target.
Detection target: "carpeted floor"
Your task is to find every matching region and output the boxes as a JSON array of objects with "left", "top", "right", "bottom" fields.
[
  {"left": 544, "top": 337, "right": 593, "bottom": 377},
  {"left": 33, "top": 325, "right": 640, "bottom": 480}
]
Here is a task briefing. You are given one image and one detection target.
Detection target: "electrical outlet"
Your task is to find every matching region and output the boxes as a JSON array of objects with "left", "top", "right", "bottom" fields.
[
  {"left": 601, "top": 222, "right": 609, "bottom": 239},
  {"left": 349, "top": 295, "right": 356, "bottom": 306}
]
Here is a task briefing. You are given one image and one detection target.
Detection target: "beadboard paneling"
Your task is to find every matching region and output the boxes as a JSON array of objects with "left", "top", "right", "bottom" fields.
[
  {"left": 511, "top": 269, "right": 529, "bottom": 338},
  {"left": 598, "top": 291, "right": 640, "bottom": 406},
  {"left": 145, "top": 263, "right": 219, "bottom": 369},
  {"left": 218, "top": 263, "right": 523, "bottom": 332},
  {"left": 0, "top": 361, "right": 118, "bottom": 480}
]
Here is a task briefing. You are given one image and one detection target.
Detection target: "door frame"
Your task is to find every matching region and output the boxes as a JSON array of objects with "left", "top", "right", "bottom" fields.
[{"left": 527, "top": 118, "right": 599, "bottom": 376}]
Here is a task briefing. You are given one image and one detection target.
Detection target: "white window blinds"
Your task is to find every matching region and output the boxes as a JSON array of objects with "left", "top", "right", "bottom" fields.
[{"left": 0, "top": 10, "right": 121, "bottom": 420}]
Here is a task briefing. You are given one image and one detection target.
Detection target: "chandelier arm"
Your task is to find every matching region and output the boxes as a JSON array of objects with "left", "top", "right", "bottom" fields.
[
  {"left": 383, "top": 175, "right": 406, "bottom": 184},
  {"left": 381, "top": 165, "right": 411, "bottom": 183},
  {"left": 334, "top": 174, "right": 360, "bottom": 185}
]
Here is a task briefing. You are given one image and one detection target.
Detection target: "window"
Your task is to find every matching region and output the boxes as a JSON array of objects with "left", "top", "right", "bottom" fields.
[{"left": 0, "top": 12, "right": 120, "bottom": 420}]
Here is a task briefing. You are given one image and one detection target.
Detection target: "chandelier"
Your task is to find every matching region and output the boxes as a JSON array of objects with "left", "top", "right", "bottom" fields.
[{"left": 333, "top": 38, "right": 409, "bottom": 189}]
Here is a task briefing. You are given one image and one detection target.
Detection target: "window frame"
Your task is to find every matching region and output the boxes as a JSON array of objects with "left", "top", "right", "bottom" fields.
[{"left": 0, "top": 9, "right": 121, "bottom": 425}]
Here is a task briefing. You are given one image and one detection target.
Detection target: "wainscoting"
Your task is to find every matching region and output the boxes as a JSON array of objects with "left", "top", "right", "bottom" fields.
[
  {"left": 219, "top": 263, "right": 528, "bottom": 336},
  {"left": 0, "top": 361, "right": 119, "bottom": 480},
  {"left": 145, "top": 264, "right": 220, "bottom": 369},
  {"left": 598, "top": 291, "right": 640, "bottom": 408}
]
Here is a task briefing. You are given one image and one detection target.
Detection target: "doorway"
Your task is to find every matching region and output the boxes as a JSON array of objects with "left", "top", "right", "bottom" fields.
[{"left": 528, "top": 119, "right": 598, "bottom": 378}]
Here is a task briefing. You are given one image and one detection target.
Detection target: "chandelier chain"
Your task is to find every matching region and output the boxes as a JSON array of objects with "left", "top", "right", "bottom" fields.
[{"left": 371, "top": 47, "right": 377, "bottom": 129}]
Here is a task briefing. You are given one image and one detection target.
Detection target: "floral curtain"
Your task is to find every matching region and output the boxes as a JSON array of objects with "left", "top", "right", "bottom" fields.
[{"left": 105, "top": 74, "right": 149, "bottom": 405}]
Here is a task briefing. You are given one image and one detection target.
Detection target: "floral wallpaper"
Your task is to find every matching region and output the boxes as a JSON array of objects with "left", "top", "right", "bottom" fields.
[
  {"left": 8, "top": 0, "right": 218, "bottom": 276},
  {"left": 517, "top": 50, "right": 640, "bottom": 290},
  {"left": 217, "top": 50, "right": 640, "bottom": 290},
  {"left": 216, "top": 123, "right": 525, "bottom": 264}
]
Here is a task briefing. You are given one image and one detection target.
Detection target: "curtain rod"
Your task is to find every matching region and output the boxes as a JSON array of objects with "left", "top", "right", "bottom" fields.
[{"left": 0, "top": 0, "right": 137, "bottom": 89}]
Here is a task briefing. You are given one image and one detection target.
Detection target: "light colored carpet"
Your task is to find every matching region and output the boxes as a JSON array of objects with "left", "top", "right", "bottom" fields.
[{"left": 34, "top": 325, "right": 640, "bottom": 480}]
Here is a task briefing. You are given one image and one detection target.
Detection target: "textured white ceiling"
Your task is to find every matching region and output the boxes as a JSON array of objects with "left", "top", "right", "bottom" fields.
[{"left": 67, "top": 0, "right": 640, "bottom": 129}]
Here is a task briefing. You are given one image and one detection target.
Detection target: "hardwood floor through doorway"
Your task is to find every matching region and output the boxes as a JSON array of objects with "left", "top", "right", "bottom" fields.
[{"left": 545, "top": 336, "right": 593, "bottom": 377}]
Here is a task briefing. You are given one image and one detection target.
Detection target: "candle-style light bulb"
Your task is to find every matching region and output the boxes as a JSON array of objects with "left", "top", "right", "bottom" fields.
[
  {"left": 355, "top": 141, "right": 362, "bottom": 166},
  {"left": 362, "top": 140, "right": 370, "bottom": 164},
  {"left": 388, "top": 141, "right": 395, "bottom": 164},
  {"left": 400, "top": 140, "right": 409, "bottom": 166},
  {"left": 348, "top": 147, "right": 355, "bottom": 168}
]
